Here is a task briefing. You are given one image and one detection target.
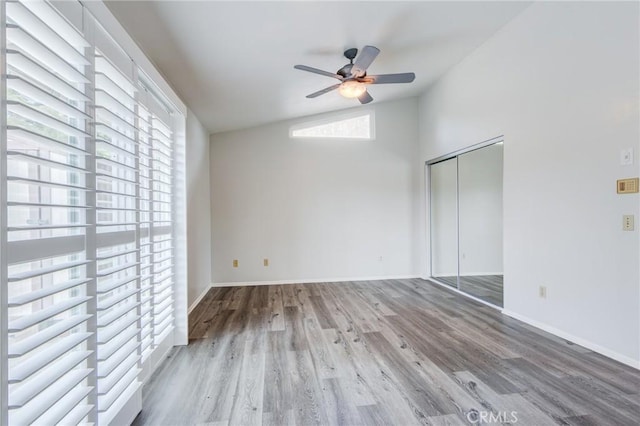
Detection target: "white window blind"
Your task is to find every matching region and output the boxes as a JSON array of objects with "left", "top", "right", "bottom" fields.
[{"left": 1, "top": 1, "right": 184, "bottom": 424}]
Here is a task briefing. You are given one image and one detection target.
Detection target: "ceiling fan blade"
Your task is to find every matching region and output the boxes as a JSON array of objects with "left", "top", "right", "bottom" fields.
[
  {"left": 351, "top": 45, "right": 380, "bottom": 77},
  {"left": 362, "top": 72, "right": 415, "bottom": 84},
  {"left": 294, "top": 65, "right": 343, "bottom": 80},
  {"left": 358, "top": 91, "right": 373, "bottom": 104},
  {"left": 306, "top": 83, "right": 341, "bottom": 98}
]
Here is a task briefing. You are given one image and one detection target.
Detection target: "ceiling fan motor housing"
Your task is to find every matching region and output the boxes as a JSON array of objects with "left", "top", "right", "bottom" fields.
[
  {"left": 337, "top": 63, "right": 355, "bottom": 78},
  {"left": 338, "top": 48, "right": 359, "bottom": 78}
]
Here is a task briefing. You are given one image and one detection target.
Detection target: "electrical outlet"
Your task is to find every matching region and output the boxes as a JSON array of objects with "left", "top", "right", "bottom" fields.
[
  {"left": 539, "top": 286, "right": 547, "bottom": 299},
  {"left": 233, "top": 259, "right": 238, "bottom": 268},
  {"left": 263, "top": 258, "right": 269, "bottom": 267},
  {"left": 378, "top": 256, "right": 383, "bottom": 262},
  {"left": 623, "top": 215, "right": 635, "bottom": 231}
]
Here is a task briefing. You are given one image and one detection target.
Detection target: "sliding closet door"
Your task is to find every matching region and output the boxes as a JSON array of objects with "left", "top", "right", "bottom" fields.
[
  {"left": 428, "top": 140, "right": 504, "bottom": 307},
  {"left": 458, "top": 144, "right": 504, "bottom": 306},
  {"left": 429, "top": 157, "right": 458, "bottom": 289}
]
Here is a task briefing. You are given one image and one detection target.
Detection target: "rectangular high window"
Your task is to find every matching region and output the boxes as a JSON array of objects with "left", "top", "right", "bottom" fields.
[
  {"left": 290, "top": 111, "right": 374, "bottom": 140},
  {"left": 0, "top": 1, "right": 186, "bottom": 424}
]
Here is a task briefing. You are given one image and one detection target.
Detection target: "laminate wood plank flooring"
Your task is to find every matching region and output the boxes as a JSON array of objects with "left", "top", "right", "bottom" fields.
[
  {"left": 435, "top": 275, "right": 504, "bottom": 306},
  {"left": 133, "top": 279, "right": 639, "bottom": 426}
]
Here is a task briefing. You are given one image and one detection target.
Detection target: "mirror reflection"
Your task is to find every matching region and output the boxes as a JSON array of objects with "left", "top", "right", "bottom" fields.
[{"left": 429, "top": 142, "right": 504, "bottom": 307}]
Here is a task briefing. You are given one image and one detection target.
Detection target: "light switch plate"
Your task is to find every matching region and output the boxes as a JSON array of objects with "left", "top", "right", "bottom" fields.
[
  {"left": 621, "top": 148, "right": 634, "bottom": 165},
  {"left": 623, "top": 215, "right": 635, "bottom": 231}
]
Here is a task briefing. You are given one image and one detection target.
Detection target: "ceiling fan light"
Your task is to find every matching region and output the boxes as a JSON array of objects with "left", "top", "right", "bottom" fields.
[{"left": 338, "top": 80, "right": 366, "bottom": 98}]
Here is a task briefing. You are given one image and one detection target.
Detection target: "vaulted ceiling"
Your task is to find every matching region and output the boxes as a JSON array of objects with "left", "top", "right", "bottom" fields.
[{"left": 106, "top": 1, "right": 531, "bottom": 134}]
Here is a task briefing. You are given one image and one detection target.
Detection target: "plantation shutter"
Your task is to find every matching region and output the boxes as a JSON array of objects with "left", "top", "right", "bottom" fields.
[
  {"left": 93, "top": 33, "right": 143, "bottom": 421},
  {"left": 4, "top": 0, "right": 94, "bottom": 424},
  {"left": 149, "top": 96, "right": 175, "bottom": 345},
  {"left": 1, "top": 1, "right": 185, "bottom": 424}
]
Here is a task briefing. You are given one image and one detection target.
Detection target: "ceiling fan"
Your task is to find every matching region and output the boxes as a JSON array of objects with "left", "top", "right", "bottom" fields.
[{"left": 294, "top": 45, "right": 415, "bottom": 104}]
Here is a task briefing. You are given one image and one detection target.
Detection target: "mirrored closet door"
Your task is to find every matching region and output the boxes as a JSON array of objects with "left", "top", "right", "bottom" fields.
[{"left": 429, "top": 141, "right": 504, "bottom": 307}]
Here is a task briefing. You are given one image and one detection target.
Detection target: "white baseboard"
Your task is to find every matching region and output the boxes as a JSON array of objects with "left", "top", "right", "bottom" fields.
[
  {"left": 188, "top": 286, "right": 212, "bottom": 314},
  {"left": 211, "top": 275, "right": 419, "bottom": 288},
  {"left": 502, "top": 309, "right": 640, "bottom": 370}
]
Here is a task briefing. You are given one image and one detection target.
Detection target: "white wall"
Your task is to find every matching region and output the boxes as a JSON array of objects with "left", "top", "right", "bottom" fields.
[
  {"left": 186, "top": 109, "right": 212, "bottom": 307},
  {"left": 210, "top": 98, "right": 421, "bottom": 284},
  {"left": 419, "top": 1, "right": 640, "bottom": 365}
]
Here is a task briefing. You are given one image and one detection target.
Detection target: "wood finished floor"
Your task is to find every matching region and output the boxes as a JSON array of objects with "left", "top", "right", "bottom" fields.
[
  {"left": 133, "top": 279, "right": 640, "bottom": 426},
  {"left": 436, "top": 275, "right": 503, "bottom": 307}
]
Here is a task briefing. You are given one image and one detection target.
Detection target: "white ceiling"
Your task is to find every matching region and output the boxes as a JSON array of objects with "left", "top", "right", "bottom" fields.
[{"left": 105, "top": 1, "right": 530, "bottom": 134}]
